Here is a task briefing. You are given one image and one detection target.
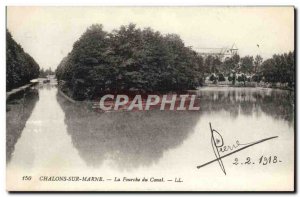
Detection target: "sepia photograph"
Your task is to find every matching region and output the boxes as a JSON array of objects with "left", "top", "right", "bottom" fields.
[{"left": 6, "top": 6, "right": 295, "bottom": 192}]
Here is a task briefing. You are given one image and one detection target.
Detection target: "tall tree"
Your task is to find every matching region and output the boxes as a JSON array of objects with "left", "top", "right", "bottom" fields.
[
  {"left": 240, "top": 56, "right": 254, "bottom": 74},
  {"left": 261, "top": 51, "right": 294, "bottom": 87},
  {"left": 6, "top": 30, "right": 40, "bottom": 91},
  {"left": 253, "top": 55, "right": 263, "bottom": 73}
]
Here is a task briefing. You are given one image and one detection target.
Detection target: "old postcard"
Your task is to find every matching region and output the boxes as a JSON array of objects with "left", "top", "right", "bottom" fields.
[{"left": 6, "top": 6, "right": 295, "bottom": 191}]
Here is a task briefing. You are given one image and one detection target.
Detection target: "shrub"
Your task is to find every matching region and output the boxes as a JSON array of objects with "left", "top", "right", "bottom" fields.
[{"left": 218, "top": 73, "right": 225, "bottom": 81}]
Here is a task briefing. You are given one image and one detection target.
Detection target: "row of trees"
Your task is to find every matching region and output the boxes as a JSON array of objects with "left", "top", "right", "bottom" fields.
[
  {"left": 203, "top": 54, "right": 263, "bottom": 76},
  {"left": 204, "top": 51, "right": 294, "bottom": 87},
  {"left": 56, "top": 24, "right": 204, "bottom": 100},
  {"left": 260, "top": 52, "right": 294, "bottom": 86},
  {"left": 7, "top": 30, "right": 40, "bottom": 91},
  {"left": 39, "top": 67, "right": 55, "bottom": 78}
]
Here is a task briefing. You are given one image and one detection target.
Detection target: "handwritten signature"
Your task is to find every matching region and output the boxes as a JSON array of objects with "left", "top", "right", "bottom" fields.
[{"left": 196, "top": 122, "right": 278, "bottom": 175}]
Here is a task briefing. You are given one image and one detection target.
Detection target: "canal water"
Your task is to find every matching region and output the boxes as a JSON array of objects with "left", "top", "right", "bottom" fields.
[{"left": 6, "top": 84, "right": 294, "bottom": 191}]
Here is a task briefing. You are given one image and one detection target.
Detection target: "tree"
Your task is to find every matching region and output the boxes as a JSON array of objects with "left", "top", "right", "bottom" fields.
[
  {"left": 209, "top": 74, "right": 216, "bottom": 82},
  {"left": 232, "top": 54, "right": 240, "bottom": 65},
  {"left": 204, "top": 55, "right": 221, "bottom": 74},
  {"left": 240, "top": 56, "right": 254, "bottom": 74},
  {"left": 237, "top": 74, "right": 247, "bottom": 86},
  {"left": 252, "top": 74, "right": 262, "bottom": 83},
  {"left": 222, "top": 57, "right": 234, "bottom": 75},
  {"left": 218, "top": 73, "right": 225, "bottom": 81},
  {"left": 56, "top": 24, "right": 205, "bottom": 100},
  {"left": 39, "top": 67, "right": 55, "bottom": 77},
  {"left": 253, "top": 55, "right": 263, "bottom": 73},
  {"left": 260, "top": 51, "right": 294, "bottom": 87},
  {"left": 6, "top": 30, "right": 40, "bottom": 91},
  {"left": 222, "top": 54, "right": 240, "bottom": 75}
]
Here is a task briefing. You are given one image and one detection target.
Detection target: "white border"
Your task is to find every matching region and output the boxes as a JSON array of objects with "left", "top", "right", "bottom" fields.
[{"left": 1, "top": 1, "right": 298, "bottom": 196}]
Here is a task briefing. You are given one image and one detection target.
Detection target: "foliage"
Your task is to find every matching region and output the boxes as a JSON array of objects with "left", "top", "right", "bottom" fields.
[
  {"left": 40, "top": 67, "right": 55, "bottom": 78},
  {"left": 222, "top": 54, "right": 240, "bottom": 75},
  {"left": 204, "top": 55, "right": 221, "bottom": 73},
  {"left": 6, "top": 30, "right": 40, "bottom": 91},
  {"left": 253, "top": 55, "right": 263, "bottom": 73},
  {"left": 202, "top": 51, "right": 294, "bottom": 88},
  {"left": 218, "top": 73, "right": 225, "bottom": 81},
  {"left": 209, "top": 74, "right": 216, "bottom": 82},
  {"left": 252, "top": 74, "right": 262, "bottom": 83},
  {"left": 56, "top": 24, "right": 205, "bottom": 100},
  {"left": 240, "top": 56, "right": 254, "bottom": 74},
  {"left": 237, "top": 74, "right": 247, "bottom": 83},
  {"left": 260, "top": 51, "right": 294, "bottom": 87},
  {"left": 55, "top": 24, "right": 295, "bottom": 99}
]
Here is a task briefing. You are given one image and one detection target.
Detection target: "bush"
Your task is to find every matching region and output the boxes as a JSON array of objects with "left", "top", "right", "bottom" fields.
[
  {"left": 237, "top": 75, "right": 246, "bottom": 82},
  {"left": 209, "top": 75, "right": 216, "bottom": 82},
  {"left": 218, "top": 73, "right": 225, "bottom": 81},
  {"left": 252, "top": 75, "right": 261, "bottom": 82}
]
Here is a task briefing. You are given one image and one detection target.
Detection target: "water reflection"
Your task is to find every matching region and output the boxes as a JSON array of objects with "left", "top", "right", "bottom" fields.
[
  {"left": 6, "top": 86, "right": 294, "bottom": 190},
  {"left": 7, "top": 86, "right": 294, "bottom": 171},
  {"left": 57, "top": 94, "right": 200, "bottom": 170},
  {"left": 57, "top": 87, "right": 294, "bottom": 170},
  {"left": 6, "top": 87, "right": 39, "bottom": 162},
  {"left": 195, "top": 87, "right": 294, "bottom": 125}
]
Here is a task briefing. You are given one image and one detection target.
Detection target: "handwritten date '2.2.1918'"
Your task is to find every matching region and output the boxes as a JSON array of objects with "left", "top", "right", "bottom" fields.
[
  {"left": 196, "top": 123, "right": 279, "bottom": 175},
  {"left": 233, "top": 156, "right": 282, "bottom": 166}
]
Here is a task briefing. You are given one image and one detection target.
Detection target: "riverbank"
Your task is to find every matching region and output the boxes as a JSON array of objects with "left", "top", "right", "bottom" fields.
[
  {"left": 57, "top": 82, "right": 294, "bottom": 107},
  {"left": 202, "top": 83, "right": 294, "bottom": 91},
  {"left": 58, "top": 89, "right": 76, "bottom": 103},
  {"left": 6, "top": 82, "right": 38, "bottom": 101}
]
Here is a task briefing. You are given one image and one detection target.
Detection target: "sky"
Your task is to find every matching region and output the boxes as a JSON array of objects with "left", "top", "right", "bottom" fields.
[{"left": 7, "top": 6, "right": 294, "bottom": 70}]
